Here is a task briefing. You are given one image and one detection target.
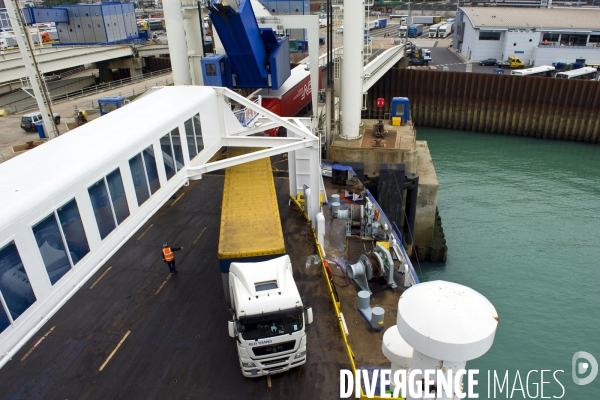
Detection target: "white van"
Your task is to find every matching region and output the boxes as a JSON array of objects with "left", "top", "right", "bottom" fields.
[{"left": 20, "top": 111, "right": 61, "bottom": 132}]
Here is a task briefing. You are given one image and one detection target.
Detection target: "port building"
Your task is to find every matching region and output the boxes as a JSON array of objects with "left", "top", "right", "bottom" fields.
[{"left": 453, "top": 7, "right": 600, "bottom": 65}]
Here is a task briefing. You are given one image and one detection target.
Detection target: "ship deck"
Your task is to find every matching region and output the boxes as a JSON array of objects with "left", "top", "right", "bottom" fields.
[
  {"left": 321, "top": 178, "right": 408, "bottom": 369},
  {"left": 0, "top": 173, "right": 348, "bottom": 399}
]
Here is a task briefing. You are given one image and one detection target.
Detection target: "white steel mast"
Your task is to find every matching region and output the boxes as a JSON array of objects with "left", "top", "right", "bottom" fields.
[{"left": 5, "top": 0, "right": 59, "bottom": 138}]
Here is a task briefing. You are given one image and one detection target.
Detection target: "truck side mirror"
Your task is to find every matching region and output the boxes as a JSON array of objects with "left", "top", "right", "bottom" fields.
[
  {"left": 305, "top": 307, "right": 313, "bottom": 325},
  {"left": 228, "top": 321, "right": 235, "bottom": 338}
]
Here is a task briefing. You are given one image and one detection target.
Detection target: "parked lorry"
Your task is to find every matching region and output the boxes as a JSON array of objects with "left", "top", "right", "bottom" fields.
[
  {"left": 497, "top": 56, "right": 525, "bottom": 69},
  {"left": 437, "top": 23, "right": 454, "bottom": 38},
  {"left": 220, "top": 148, "right": 313, "bottom": 377},
  {"left": 408, "top": 24, "right": 423, "bottom": 38},
  {"left": 366, "top": 19, "right": 386, "bottom": 30},
  {"left": 253, "top": 65, "right": 322, "bottom": 136},
  {"left": 399, "top": 25, "right": 408, "bottom": 38},
  {"left": 428, "top": 23, "right": 442, "bottom": 38},
  {"left": 407, "top": 16, "right": 441, "bottom": 25},
  {"left": 375, "top": 18, "right": 387, "bottom": 29}
]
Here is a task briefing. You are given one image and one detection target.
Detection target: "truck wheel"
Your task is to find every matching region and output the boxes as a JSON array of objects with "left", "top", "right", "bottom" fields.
[
  {"left": 54, "top": 116, "right": 61, "bottom": 125},
  {"left": 24, "top": 121, "right": 32, "bottom": 131}
]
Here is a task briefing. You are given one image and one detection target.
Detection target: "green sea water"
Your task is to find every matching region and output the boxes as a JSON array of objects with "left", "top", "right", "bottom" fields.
[{"left": 415, "top": 128, "right": 600, "bottom": 399}]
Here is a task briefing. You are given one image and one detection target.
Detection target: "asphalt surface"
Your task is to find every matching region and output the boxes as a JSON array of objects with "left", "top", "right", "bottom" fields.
[{"left": 0, "top": 174, "right": 348, "bottom": 399}]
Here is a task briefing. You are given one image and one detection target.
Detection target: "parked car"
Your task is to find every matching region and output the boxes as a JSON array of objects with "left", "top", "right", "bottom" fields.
[
  {"left": 20, "top": 111, "right": 61, "bottom": 132},
  {"left": 479, "top": 58, "right": 498, "bottom": 66}
]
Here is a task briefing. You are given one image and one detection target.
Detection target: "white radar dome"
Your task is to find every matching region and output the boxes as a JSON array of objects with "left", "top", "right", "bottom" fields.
[{"left": 396, "top": 280, "right": 498, "bottom": 361}]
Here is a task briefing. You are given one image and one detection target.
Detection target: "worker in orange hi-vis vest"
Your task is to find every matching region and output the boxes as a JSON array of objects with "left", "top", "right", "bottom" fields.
[{"left": 162, "top": 242, "right": 184, "bottom": 274}]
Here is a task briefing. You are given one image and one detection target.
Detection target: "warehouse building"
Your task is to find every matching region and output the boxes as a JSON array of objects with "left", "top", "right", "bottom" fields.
[{"left": 453, "top": 7, "right": 600, "bottom": 66}]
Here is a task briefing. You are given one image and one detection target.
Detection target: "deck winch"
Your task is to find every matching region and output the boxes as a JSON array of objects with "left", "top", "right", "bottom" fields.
[
  {"left": 347, "top": 244, "right": 397, "bottom": 293},
  {"left": 337, "top": 201, "right": 385, "bottom": 240}
]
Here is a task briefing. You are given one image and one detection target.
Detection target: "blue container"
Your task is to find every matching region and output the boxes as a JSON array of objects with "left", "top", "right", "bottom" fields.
[
  {"left": 493, "top": 68, "right": 504, "bottom": 75},
  {"left": 35, "top": 122, "right": 46, "bottom": 139},
  {"left": 391, "top": 97, "right": 409, "bottom": 124}
]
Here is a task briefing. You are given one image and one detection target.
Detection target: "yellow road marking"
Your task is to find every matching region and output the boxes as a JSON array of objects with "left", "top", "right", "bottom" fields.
[
  {"left": 21, "top": 326, "right": 55, "bottom": 361},
  {"left": 155, "top": 274, "right": 172, "bottom": 295},
  {"left": 136, "top": 224, "right": 153, "bottom": 240},
  {"left": 170, "top": 192, "right": 185, "bottom": 206},
  {"left": 192, "top": 227, "right": 207, "bottom": 245},
  {"left": 89, "top": 266, "right": 112, "bottom": 290},
  {"left": 99, "top": 330, "right": 131, "bottom": 371},
  {"left": 267, "top": 375, "right": 272, "bottom": 388}
]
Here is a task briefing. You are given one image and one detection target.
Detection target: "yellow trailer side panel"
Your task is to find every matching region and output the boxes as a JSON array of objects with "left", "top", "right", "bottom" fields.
[{"left": 218, "top": 148, "right": 286, "bottom": 259}]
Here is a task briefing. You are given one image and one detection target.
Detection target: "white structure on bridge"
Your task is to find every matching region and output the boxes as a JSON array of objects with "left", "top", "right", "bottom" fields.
[
  {"left": 454, "top": 7, "right": 600, "bottom": 65},
  {"left": 0, "top": 85, "right": 322, "bottom": 369}
]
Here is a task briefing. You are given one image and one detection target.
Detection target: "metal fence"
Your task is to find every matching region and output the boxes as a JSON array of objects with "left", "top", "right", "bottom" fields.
[{"left": 4, "top": 68, "right": 173, "bottom": 114}]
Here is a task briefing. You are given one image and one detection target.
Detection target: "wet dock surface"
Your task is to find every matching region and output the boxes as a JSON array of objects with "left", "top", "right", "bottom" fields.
[{"left": 0, "top": 174, "right": 348, "bottom": 399}]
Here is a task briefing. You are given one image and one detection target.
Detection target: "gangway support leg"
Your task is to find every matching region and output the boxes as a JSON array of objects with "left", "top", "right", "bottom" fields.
[{"left": 308, "top": 146, "right": 320, "bottom": 228}]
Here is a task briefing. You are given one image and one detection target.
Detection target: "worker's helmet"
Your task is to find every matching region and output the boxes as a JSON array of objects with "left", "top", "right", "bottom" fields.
[{"left": 163, "top": 242, "right": 169, "bottom": 247}]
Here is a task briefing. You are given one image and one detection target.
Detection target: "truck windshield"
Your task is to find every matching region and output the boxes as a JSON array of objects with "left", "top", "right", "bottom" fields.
[{"left": 239, "top": 308, "right": 303, "bottom": 341}]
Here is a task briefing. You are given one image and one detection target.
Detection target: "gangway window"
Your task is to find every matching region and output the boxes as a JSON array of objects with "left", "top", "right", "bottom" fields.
[
  {"left": 56, "top": 200, "right": 90, "bottom": 263},
  {"left": 33, "top": 201, "right": 88, "bottom": 285},
  {"left": 160, "top": 128, "right": 185, "bottom": 180},
  {"left": 143, "top": 147, "right": 160, "bottom": 195},
  {"left": 129, "top": 146, "right": 161, "bottom": 206},
  {"left": 129, "top": 154, "right": 150, "bottom": 205},
  {"left": 89, "top": 180, "right": 117, "bottom": 239},
  {"left": 0, "top": 241, "right": 37, "bottom": 334},
  {"left": 161, "top": 132, "right": 176, "bottom": 180},
  {"left": 89, "top": 169, "right": 130, "bottom": 239},
  {"left": 106, "top": 169, "right": 130, "bottom": 224},
  {"left": 185, "top": 113, "right": 203, "bottom": 159}
]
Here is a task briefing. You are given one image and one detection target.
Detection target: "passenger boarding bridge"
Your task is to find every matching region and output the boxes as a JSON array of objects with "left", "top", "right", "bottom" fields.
[{"left": 0, "top": 85, "right": 322, "bottom": 368}]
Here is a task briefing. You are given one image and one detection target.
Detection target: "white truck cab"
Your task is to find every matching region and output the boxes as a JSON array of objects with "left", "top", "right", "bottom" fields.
[
  {"left": 399, "top": 25, "right": 408, "bottom": 38},
  {"left": 227, "top": 255, "right": 313, "bottom": 377}
]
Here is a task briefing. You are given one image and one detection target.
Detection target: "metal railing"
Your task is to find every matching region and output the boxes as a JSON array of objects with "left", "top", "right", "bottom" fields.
[
  {"left": 233, "top": 96, "right": 262, "bottom": 127},
  {"left": 539, "top": 43, "right": 600, "bottom": 49},
  {"left": 4, "top": 68, "right": 172, "bottom": 114}
]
